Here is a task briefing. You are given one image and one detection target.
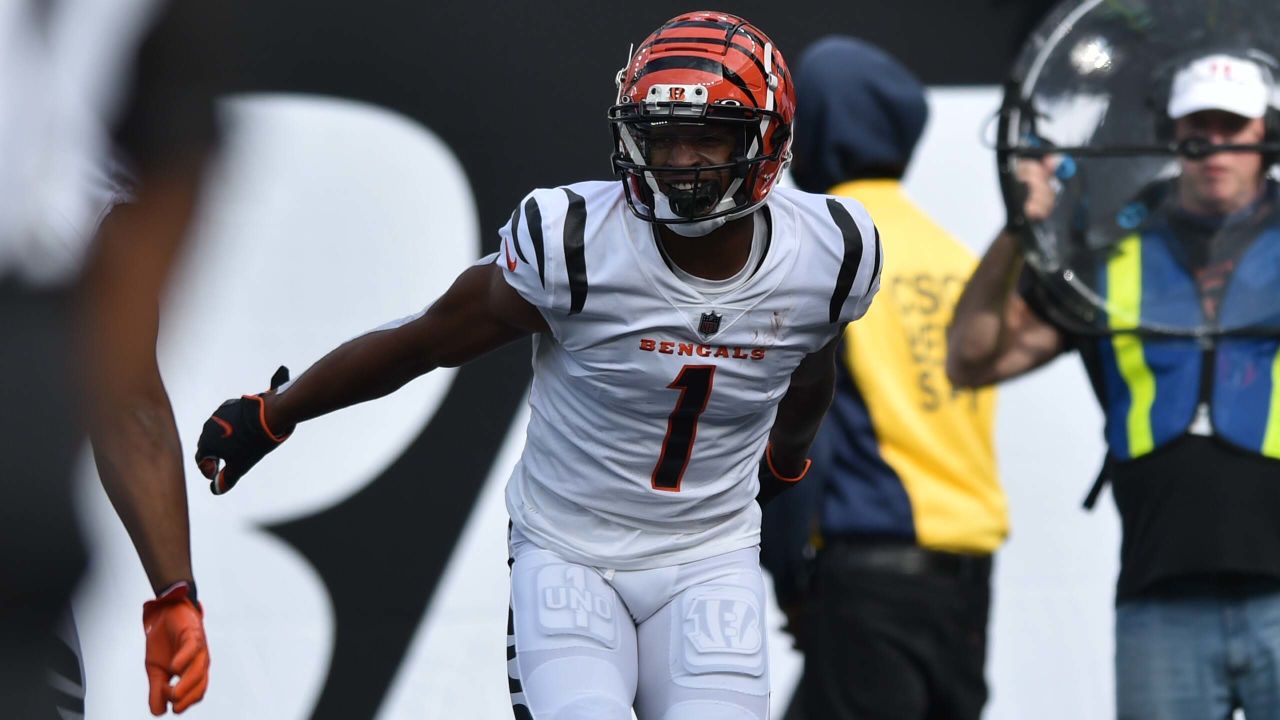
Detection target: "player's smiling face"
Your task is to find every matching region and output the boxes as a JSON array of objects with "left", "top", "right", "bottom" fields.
[
  {"left": 644, "top": 122, "right": 738, "bottom": 217},
  {"left": 645, "top": 122, "right": 737, "bottom": 167}
]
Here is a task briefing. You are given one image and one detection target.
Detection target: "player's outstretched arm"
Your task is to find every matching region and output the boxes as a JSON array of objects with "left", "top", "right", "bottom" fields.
[
  {"left": 757, "top": 333, "right": 841, "bottom": 504},
  {"left": 196, "top": 261, "right": 547, "bottom": 492}
]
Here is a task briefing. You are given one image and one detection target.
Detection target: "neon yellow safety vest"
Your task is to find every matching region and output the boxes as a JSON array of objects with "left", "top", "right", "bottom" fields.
[
  {"left": 1099, "top": 229, "right": 1280, "bottom": 460},
  {"left": 820, "top": 180, "right": 1006, "bottom": 554}
]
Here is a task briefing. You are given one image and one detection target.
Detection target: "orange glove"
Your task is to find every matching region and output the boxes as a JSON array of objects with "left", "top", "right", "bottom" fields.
[{"left": 142, "top": 581, "right": 210, "bottom": 715}]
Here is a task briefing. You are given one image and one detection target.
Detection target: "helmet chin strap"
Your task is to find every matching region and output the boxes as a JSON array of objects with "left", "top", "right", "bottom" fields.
[
  {"left": 651, "top": 190, "right": 765, "bottom": 237},
  {"left": 653, "top": 189, "right": 730, "bottom": 236}
]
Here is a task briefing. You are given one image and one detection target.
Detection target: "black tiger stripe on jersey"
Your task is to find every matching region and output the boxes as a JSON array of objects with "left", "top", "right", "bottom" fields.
[
  {"left": 751, "top": 206, "right": 773, "bottom": 276},
  {"left": 636, "top": 56, "right": 754, "bottom": 104},
  {"left": 826, "top": 198, "right": 866, "bottom": 324},
  {"left": 508, "top": 207, "right": 528, "bottom": 264},
  {"left": 870, "top": 225, "right": 883, "bottom": 287},
  {"left": 522, "top": 197, "right": 546, "bottom": 288},
  {"left": 507, "top": 603, "right": 532, "bottom": 719},
  {"left": 562, "top": 188, "right": 588, "bottom": 315},
  {"left": 505, "top": 604, "right": 521, "bottom": 693}
]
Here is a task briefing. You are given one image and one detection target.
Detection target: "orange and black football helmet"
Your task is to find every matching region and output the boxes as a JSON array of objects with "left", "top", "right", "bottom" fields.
[{"left": 609, "top": 11, "right": 796, "bottom": 227}]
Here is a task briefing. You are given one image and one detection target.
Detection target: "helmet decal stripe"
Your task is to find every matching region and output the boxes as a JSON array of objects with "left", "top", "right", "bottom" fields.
[
  {"left": 638, "top": 37, "right": 770, "bottom": 79},
  {"left": 562, "top": 188, "right": 589, "bottom": 316},
  {"left": 757, "top": 42, "right": 774, "bottom": 151},
  {"left": 638, "top": 56, "right": 756, "bottom": 105},
  {"left": 661, "top": 19, "right": 767, "bottom": 48},
  {"left": 522, "top": 197, "right": 546, "bottom": 288},
  {"left": 762, "top": 43, "right": 775, "bottom": 113}
]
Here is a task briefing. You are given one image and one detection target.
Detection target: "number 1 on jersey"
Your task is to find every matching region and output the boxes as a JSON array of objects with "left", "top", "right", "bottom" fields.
[{"left": 651, "top": 365, "right": 716, "bottom": 492}]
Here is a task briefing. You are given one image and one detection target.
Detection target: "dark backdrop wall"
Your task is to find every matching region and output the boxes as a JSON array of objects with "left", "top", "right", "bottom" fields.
[
  {"left": 192, "top": 2, "right": 1058, "bottom": 717},
  {"left": 227, "top": 0, "right": 1056, "bottom": 257}
]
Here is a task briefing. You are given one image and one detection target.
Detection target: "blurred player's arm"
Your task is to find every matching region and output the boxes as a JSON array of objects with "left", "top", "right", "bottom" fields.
[
  {"left": 79, "top": 1, "right": 225, "bottom": 711},
  {"left": 757, "top": 333, "right": 841, "bottom": 504},
  {"left": 79, "top": 176, "right": 202, "bottom": 595},
  {"left": 78, "top": 164, "right": 212, "bottom": 717},
  {"left": 80, "top": 0, "right": 224, "bottom": 597},
  {"left": 947, "top": 158, "right": 1064, "bottom": 388},
  {"left": 196, "top": 262, "right": 548, "bottom": 491}
]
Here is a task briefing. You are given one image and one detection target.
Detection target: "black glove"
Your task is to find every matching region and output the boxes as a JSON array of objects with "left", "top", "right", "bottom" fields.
[
  {"left": 755, "top": 443, "right": 812, "bottom": 506},
  {"left": 195, "top": 366, "right": 291, "bottom": 495}
]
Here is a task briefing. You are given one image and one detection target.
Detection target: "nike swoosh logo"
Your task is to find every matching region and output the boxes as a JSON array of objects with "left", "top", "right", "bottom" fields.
[
  {"left": 504, "top": 240, "right": 517, "bottom": 272},
  {"left": 212, "top": 416, "right": 234, "bottom": 438}
]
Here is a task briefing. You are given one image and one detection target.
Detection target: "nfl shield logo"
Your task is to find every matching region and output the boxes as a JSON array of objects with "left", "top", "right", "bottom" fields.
[{"left": 698, "top": 311, "right": 722, "bottom": 336}]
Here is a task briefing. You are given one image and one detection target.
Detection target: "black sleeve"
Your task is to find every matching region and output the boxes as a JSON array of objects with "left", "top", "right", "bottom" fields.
[{"left": 111, "top": 2, "right": 234, "bottom": 175}]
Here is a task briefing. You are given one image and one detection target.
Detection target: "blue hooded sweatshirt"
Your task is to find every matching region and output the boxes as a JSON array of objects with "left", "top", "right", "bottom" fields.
[
  {"left": 762, "top": 38, "right": 1008, "bottom": 605},
  {"left": 790, "top": 36, "right": 929, "bottom": 192}
]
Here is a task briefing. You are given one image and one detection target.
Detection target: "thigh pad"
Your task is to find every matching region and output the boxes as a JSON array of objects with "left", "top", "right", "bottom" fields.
[{"left": 525, "top": 562, "right": 620, "bottom": 651}]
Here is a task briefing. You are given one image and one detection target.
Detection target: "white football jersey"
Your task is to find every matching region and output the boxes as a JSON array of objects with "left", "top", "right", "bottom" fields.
[
  {"left": 0, "top": 0, "right": 156, "bottom": 286},
  {"left": 500, "top": 180, "right": 881, "bottom": 569}
]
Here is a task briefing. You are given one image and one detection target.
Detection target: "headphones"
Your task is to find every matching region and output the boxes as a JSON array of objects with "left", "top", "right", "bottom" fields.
[{"left": 1150, "top": 48, "right": 1280, "bottom": 168}]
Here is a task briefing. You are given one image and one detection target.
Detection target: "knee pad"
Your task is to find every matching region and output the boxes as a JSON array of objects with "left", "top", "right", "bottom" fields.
[
  {"left": 550, "top": 694, "right": 632, "bottom": 720},
  {"left": 521, "top": 655, "right": 634, "bottom": 720},
  {"left": 662, "top": 699, "right": 766, "bottom": 720}
]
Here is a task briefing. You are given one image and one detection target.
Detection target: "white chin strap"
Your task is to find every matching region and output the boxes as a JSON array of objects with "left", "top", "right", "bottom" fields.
[
  {"left": 653, "top": 189, "right": 730, "bottom": 236},
  {"left": 651, "top": 190, "right": 763, "bottom": 237}
]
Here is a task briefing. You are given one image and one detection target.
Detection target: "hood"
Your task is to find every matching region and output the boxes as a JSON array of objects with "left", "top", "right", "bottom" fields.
[{"left": 791, "top": 36, "right": 929, "bottom": 193}]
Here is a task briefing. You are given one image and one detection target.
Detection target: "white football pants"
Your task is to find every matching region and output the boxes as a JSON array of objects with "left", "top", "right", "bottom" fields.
[{"left": 507, "top": 527, "right": 771, "bottom": 720}]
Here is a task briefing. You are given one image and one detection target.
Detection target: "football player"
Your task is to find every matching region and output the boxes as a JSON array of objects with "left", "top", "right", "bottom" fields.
[
  {"left": 195, "top": 11, "right": 880, "bottom": 719},
  {"left": 0, "top": 1, "right": 215, "bottom": 716}
]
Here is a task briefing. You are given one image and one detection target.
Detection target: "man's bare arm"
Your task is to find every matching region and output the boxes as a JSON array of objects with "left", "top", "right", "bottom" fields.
[
  {"left": 767, "top": 332, "right": 841, "bottom": 474},
  {"left": 78, "top": 169, "right": 201, "bottom": 594},
  {"left": 947, "top": 159, "right": 1066, "bottom": 389},
  {"left": 946, "top": 230, "right": 1065, "bottom": 388}
]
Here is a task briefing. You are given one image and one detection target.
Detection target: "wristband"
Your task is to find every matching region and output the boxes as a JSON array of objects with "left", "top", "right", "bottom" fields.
[
  {"left": 764, "top": 443, "right": 812, "bottom": 483},
  {"left": 155, "top": 580, "right": 199, "bottom": 606}
]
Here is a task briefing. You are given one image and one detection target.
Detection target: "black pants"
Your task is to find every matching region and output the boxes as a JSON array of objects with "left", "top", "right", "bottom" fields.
[
  {"left": 788, "top": 541, "right": 992, "bottom": 720},
  {"left": 0, "top": 283, "right": 88, "bottom": 719}
]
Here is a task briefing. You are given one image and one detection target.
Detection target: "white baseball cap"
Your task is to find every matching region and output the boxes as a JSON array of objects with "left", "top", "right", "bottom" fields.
[{"left": 1167, "top": 53, "right": 1274, "bottom": 120}]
